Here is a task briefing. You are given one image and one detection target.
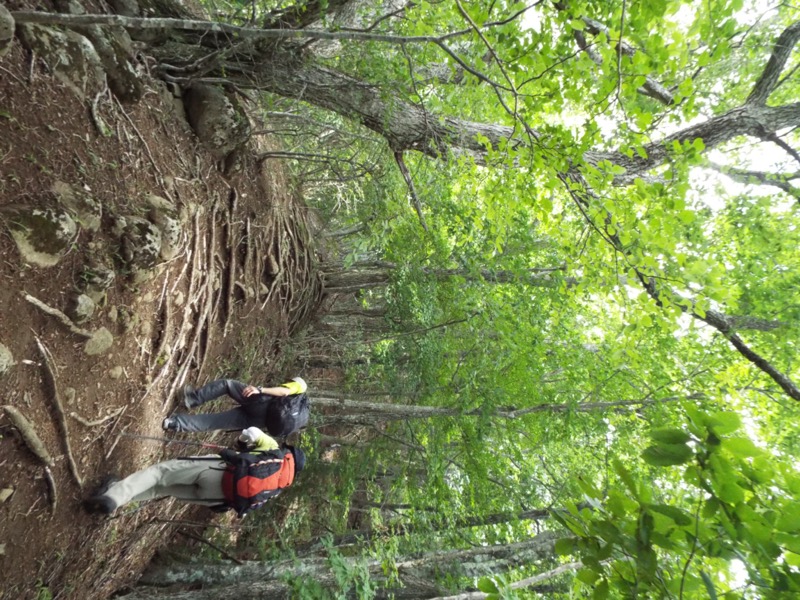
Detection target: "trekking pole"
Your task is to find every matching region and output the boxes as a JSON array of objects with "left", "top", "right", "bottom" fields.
[{"left": 120, "top": 433, "right": 227, "bottom": 451}]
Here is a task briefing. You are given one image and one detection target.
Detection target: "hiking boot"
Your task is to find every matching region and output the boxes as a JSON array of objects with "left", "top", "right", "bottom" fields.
[
  {"left": 83, "top": 494, "right": 117, "bottom": 515},
  {"left": 83, "top": 476, "right": 119, "bottom": 515},
  {"left": 162, "top": 417, "right": 178, "bottom": 431},
  {"left": 183, "top": 384, "right": 201, "bottom": 409}
]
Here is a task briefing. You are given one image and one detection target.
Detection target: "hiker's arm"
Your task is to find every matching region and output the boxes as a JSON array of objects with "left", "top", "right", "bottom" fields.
[
  {"left": 242, "top": 385, "right": 292, "bottom": 397},
  {"left": 219, "top": 448, "right": 243, "bottom": 465}
]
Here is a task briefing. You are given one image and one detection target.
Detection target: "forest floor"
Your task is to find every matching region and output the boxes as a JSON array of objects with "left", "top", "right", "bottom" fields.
[{"left": 0, "top": 35, "right": 324, "bottom": 599}]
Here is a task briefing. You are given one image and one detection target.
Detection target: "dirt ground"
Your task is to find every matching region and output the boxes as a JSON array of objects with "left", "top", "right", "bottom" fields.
[{"left": 0, "top": 29, "right": 323, "bottom": 599}]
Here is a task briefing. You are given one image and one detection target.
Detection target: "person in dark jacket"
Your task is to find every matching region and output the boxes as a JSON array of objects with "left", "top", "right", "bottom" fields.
[{"left": 162, "top": 377, "right": 309, "bottom": 437}]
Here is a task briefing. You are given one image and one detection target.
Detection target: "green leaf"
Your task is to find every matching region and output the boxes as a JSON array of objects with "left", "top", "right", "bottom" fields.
[
  {"left": 785, "top": 552, "right": 800, "bottom": 568},
  {"left": 777, "top": 533, "right": 800, "bottom": 555},
  {"left": 776, "top": 503, "right": 800, "bottom": 533},
  {"left": 648, "top": 504, "right": 693, "bottom": 526},
  {"left": 716, "top": 481, "right": 745, "bottom": 505},
  {"left": 555, "top": 537, "right": 577, "bottom": 556},
  {"left": 700, "top": 571, "right": 719, "bottom": 600},
  {"left": 577, "top": 476, "right": 602, "bottom": 499},
  {"left": 707, "top": 411, "right": 741, "bottom": 435},
  {"left": 703, "top": 497, "right": 719, "bottom": 519},
  {"left": 593, "top": 579, "right": 610, "bottom": 600},
  {"left": 577, "top": 568, "right": 600, "bottom": 585},
  {"left": 613, "top": 459, "right": 640, "bottom": 500},
  {"left": 570, "top": 19, "right": 586, "bottom": 30},
  {"left": 723, "top": 437, "right": 761, "bottom": 458},
  {"left": 642, "top": 443, "right": 694, "bottom": 467},
  {"left": 477, "top": 577, "right": 498, "bottom": 594},
  {"left": 650, "top": 428, "right": 691, "bottom": 445}
]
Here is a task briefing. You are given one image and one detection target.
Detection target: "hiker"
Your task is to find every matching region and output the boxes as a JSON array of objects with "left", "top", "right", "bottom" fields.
[
  {"left": 162, "top": 377, "right": 309, "bottom": 438},
  {"left": 84, "top": 427, "right": 305, "bottom": 517}
]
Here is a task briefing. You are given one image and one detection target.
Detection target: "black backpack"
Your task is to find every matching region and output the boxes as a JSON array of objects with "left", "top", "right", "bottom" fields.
[{"left": 263, "top": 393, "right": 310, "bottom": 437}]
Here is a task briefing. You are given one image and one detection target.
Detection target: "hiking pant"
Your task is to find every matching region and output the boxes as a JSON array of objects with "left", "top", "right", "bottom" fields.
[
  {"left": 103, "top": 457, "right": 227, "bottom": 509},
  {"left": 170, "top": 379, "right": 274, "bottom": 433}
]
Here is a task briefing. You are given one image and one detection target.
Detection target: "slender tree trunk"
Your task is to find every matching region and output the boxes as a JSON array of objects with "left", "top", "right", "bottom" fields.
[
  {"left": 321, "top": 506, "right": 556, "bottom": 547},
  {"left": 312, "top": 393, "right": 692, "bottom": 423}
]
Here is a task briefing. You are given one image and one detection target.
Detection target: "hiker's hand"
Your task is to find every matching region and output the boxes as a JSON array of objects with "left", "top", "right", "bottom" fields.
[
  {"left": 242, "top": 385, "right": 261, "bottom": 397},
  {"left": 219, "top": 448, "right": 238, "bottom": 462}
]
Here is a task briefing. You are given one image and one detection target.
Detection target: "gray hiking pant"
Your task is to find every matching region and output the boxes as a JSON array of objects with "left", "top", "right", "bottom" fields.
[
  {"left": 171, "top": 379, "right": 273, "bottom": 433},
  {"left": 104, "top": 457, "right": 227, "bottom": 509}
]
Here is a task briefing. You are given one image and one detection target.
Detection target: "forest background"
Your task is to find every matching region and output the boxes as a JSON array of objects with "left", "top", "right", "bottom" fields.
[{"left": 4, "top": 0, "right": 800, "bottom": 598}]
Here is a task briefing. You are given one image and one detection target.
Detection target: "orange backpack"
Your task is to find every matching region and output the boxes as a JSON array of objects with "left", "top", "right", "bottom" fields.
[{"left": 222, "top": 449, "right": 295, "bottom": 517}]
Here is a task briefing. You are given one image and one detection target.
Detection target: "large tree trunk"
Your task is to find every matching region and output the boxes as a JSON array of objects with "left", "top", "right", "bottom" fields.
[
  {"left": 130, "top": 532, "right": 560, "bottom": 595},
  {"left": 13, "top": 12, "right": 800, "bottom": 177}
]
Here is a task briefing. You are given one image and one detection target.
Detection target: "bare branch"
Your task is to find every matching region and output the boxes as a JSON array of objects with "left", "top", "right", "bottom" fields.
[
  {"left": 747, "top": 21, "right": 800, "bottom": 105},
  {"left": 601, "top": 102, "right": 800, "bottom": 182},
  {"left": 755, "top": 128, "right": 800, "bottom": 167},
  {"left": 705, "top": 161, "right": 800, "bottom": 201},
  {"left": 394, "top": 151, "right": 429, "bottom": 231},
  {"left": 634, "top": 265, "right": 800, "bottom": 402}
]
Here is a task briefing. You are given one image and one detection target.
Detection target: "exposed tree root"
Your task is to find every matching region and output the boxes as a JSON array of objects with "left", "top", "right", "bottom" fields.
[
  {"left": 2, "top": 406, "right": 54, "bottom": 467},
  {"left": 23, "top": 293, "right": 92, "bottom": 338},
  {"left": 70, "top": 406, "right": 125, "bottom": 427},
  {"left": 223, "top": 187, "right": 238, "bottom": 337},
  {"left": 43, "top": 466, "right": 58, "bottom": 513},
  {"left": 2, "top": 406, "right": 57, "bottom": 513},
  {"left": 34, "top": 336, "right": 83, "bottom": 488},
  {"left": 196, "top": 206, "right": 220, "bottom": 378}
]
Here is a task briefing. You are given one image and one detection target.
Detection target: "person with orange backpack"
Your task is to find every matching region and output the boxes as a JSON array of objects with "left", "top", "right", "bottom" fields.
[{"left": 84, "top": 427, "right": 305, "bottom": 517}]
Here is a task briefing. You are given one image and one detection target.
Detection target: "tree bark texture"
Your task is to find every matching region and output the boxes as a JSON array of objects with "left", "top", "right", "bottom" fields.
[{"left": 134, "top": 532, "right": 559, "bottom": 592}]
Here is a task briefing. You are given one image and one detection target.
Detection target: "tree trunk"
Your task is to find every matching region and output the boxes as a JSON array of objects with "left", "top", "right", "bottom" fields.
[
  {"left": 312, "top": 393, "right": 691, "bottom": 422},
  {"left": 322, "top": 506, "right": 556, "bottom": 548},
  {"left": 133, "top": 532, "right": 560, "bottom": 592}
]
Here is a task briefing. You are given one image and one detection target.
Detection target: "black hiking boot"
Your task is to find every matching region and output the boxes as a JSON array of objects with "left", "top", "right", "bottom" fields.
[
  {"left": 84, "top": 495, "right": 117, "bottom": 515},
  {"left": 83, "top": 476, "right": 120, "bottom": 515}
]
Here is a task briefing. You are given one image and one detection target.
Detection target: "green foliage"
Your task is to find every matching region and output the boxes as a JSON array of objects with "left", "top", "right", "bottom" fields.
[
  {"left": 283, "top": 538, "right": 377, "bottom": 600},
  {"left": 233, "top": 0, "right": 800, "bottom": 597},
  {"left": 554, "top": 409, "right": 800, "bottom": 596}
]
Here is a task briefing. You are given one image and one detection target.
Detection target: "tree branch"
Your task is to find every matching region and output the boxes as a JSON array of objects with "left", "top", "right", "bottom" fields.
[
  {"left": 705, "top": 161, "right": 800, "bottom": 201},
  {"left": 562, "top": 173, "right": 800, "bottom": 402},
  {"left": 262, "top": 0, "right": 351, "bottom": 30},
  {"left": 755, "top": 128, "right": 800, "bottom": 167},
  {"left": 747, "top": 21, "right": 800, "bottom": 105},
  {"left": 394, "top": 151, "right": 429, "bottom": 231},
  {"left": 428, "top": 561, "right": 583, "bottom": 600},
  {"left": 565, "top": 13, "right": 675, "bottom": 105}
]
